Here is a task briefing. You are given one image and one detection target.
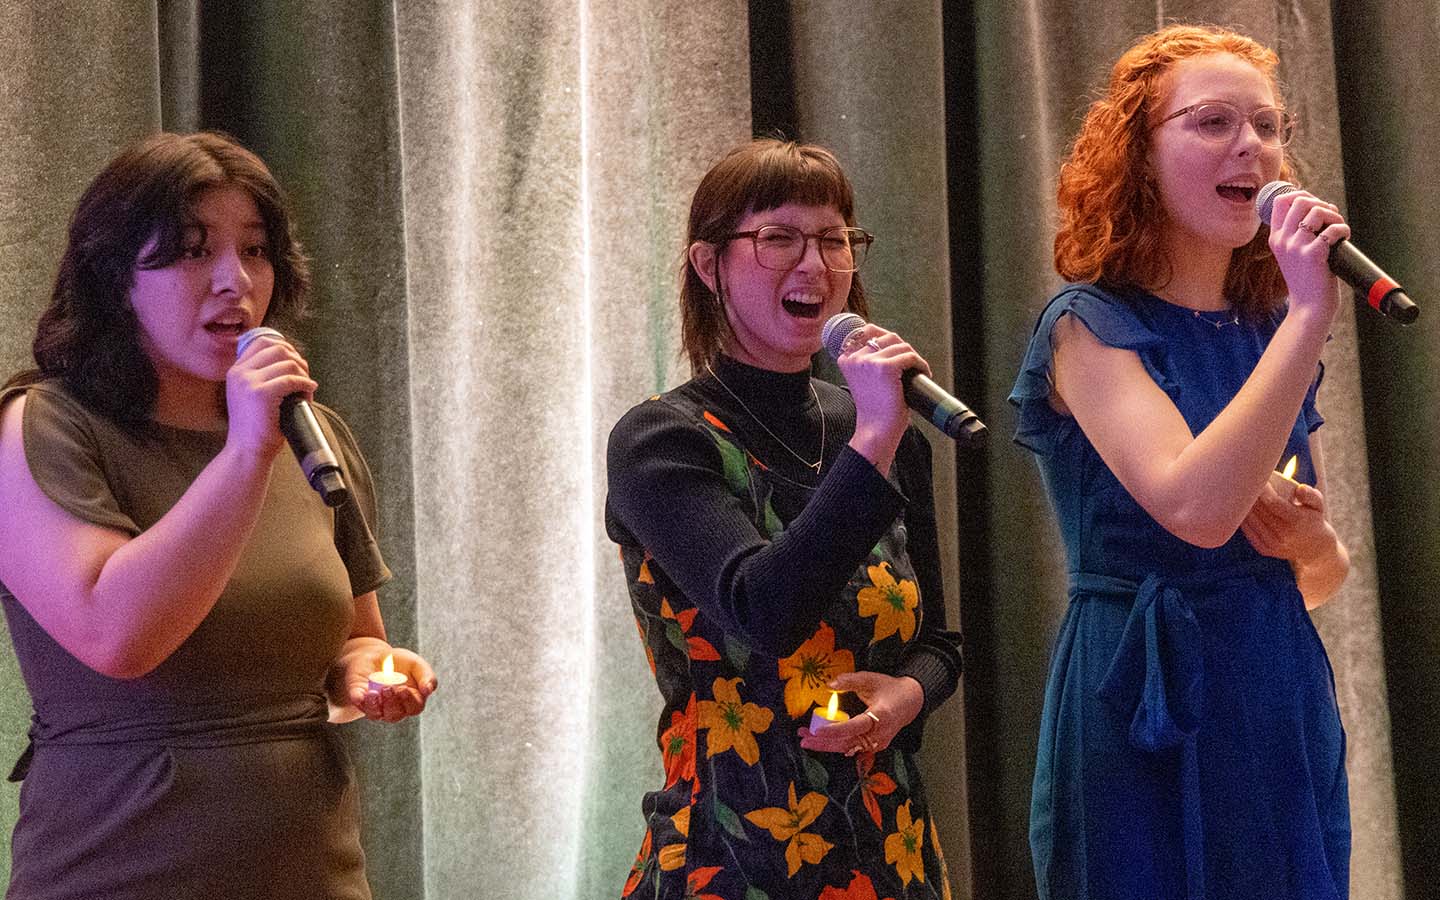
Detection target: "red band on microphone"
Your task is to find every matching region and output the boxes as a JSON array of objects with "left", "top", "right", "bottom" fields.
[{"left": 1368, "top": 276, "right": 1400, "bottom": 310}]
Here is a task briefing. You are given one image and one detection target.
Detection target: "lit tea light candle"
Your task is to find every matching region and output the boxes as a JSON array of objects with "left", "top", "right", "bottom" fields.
[
  {"left": 808, "top": 690, "right": 850, "bottom": 733},
  {"left": 1268, "top": 455, "right": 1300, "bottom": 502},
  {"left": 368, "top": 653, "right": 409, "bottom": 692}
]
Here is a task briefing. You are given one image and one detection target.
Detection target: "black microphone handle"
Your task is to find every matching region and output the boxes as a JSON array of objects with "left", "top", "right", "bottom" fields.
[
  {"left": 902, "top": 370, "right": 987, "bottom": 446},
  {"left": 279, "top": 395, "right": 349, "bottom": 508},
  {"left": 1329, "top": 239, "right": 1419, "bottom": 324}
]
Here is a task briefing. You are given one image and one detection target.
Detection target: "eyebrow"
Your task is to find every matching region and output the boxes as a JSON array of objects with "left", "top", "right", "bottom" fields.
[{"left": 190, "top": 218, "right": 268, "bottom": 233}]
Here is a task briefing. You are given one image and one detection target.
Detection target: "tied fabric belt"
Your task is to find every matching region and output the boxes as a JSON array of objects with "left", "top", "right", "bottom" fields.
[
  {"left": 1069, "top": 560, "right": 1292, "bottom": 900},
  {"left": 9, "top": 692, "right": 330, "bottom": 782}
]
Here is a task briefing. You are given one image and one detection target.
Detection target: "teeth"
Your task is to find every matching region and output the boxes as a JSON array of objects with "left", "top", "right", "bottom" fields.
[{"left": 784, "top": 292, "right": 823, "bottom": 304}]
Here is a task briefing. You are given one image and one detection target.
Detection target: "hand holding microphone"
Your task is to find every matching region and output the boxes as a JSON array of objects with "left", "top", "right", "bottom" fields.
[
  {"left": 822, "top": 313, "right": 986, "bottom": 446},
  {"left": 235, "top": 327, "right": 350, "bottom": 507},
  {"left": 1256, "top": 181, "right": 1419, "bottom": 324}
]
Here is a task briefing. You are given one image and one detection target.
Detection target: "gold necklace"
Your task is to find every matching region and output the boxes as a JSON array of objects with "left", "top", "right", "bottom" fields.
[{"left": 706, "top": 362, "right": 826, "bottom": 475}]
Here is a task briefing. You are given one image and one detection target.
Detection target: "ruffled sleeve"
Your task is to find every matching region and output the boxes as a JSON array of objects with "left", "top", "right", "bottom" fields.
[
  {"left": 312, "top": 402, "right": 393, "bottom": 597},
  {"left": 1008, "top": 285, "right": 1166, "bottom": 454},
  {"left": 4, "top": 383, "right": 140, "bottom": 536}
]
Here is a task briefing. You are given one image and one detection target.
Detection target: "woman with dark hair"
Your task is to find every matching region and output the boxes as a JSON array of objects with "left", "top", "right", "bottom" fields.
[
  {"left": 607, "top": 138, "right": 962, "bottom": 899},
  {"left": 0, "top": 131, "right": 435, "bottom": 899},
  {"left": 1011, "top": 25, "right": 1351, "bottom": 899}
]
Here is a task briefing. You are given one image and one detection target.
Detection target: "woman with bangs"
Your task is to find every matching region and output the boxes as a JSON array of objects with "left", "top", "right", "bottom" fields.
[
  {"left": 1011, "top": 25, "right": 1351, "bottom": 900},
  {"left": 0, "top": 132, "right": 435, "bottom": 898},
  {"left": 607, "top": 138, "right": 962, "bottom": 898}
]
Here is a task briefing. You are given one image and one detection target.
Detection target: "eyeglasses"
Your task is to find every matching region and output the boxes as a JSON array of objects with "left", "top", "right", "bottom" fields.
[
  {"left": 717, "top": 224, "right": 874, "bottom": 273},
  {"left": 1153, "top": 101, "right": 1294, "bottom": 148}
]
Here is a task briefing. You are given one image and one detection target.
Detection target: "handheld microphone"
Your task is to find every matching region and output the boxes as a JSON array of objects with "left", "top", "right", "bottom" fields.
[
  {"left": 822, "top": 312, "right": 987, "bottom": 445},
  {"left": 1255, "top": 181, "right": 1419, "bottom": 324},
  {"left": 235, "top": 327, "right": 350, "bottom": 507}
]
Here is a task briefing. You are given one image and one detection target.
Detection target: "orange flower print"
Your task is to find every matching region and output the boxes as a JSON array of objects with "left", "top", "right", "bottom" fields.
[
  {"left": 856, "top": 753, "right": 898, "bottom": 829},
  {"left": 657, "top": 806, "right": 692, "bottom": 871},
  {"left": 684, "top": 866, "right": 724, "bottom": 900},
  {"left": 634, "top": 615, "right": 656, "bottom": 675},
  {"left": 884, "top": 800, "right": 926, "bottom": 886},
  {"left": 856, "top": 561, "right": 919, "bottom": 643},
  {"left": 622, "top": 828, "right": 652, "bottom": 896},
  {"left": 818, "top": 870, "right": 894, "bottom": 900},
  {"left": 660, "top": 597, "right": 721, "bottom": 661},
  {"left": 661, "top": 694, "right": 697, "bottom": 789},
  {"left": 744, "top": 782, "right": 835, "bottom": 876},
  {"left": 697, "top": 677, "right": 773, "bottom": 765},
  {"left": 777, "top": 622, "right": 855, "bottom": 718}
]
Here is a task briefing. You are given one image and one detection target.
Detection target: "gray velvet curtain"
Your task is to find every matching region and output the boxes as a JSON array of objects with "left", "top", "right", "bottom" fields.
[{"left": 0, "top": 2, "right": 1433, "bottom": 898}]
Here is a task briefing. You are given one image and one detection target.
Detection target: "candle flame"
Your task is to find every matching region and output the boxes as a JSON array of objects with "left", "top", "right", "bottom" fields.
[
  {"left": 381, "top": 653, "right": 395, "bottom": 675},
  {"left": 825, "top": 691, "right": 840, "bottom": 719},
  {"left": 1281, "top": 455, "right": 1298, "bottom": 480}
]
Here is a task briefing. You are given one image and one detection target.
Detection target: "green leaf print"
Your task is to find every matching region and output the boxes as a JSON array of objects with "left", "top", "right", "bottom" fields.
[
  {"left": 714, "top": 798, "right": 749, "bottom": 841},
  {"left": 802, "top": 752, "right": 830, "bottom": 792},
  {"left": 709, "top": 432, "right": 752, "bottom": 494},
  {"left": 724, "top": 634, "right": 751, "bottom": 672},
  {"left": 762, "top": 500, "right": 784, "bottom": 539},
  {"left": 745, "top": 887, "right": 772, "bottom": 900},
  {"left": 664, "top": 620, "right": 687, "bottom": 652},
  {"left": 893, "top": 752, "right": 911, "bottom": 792}
]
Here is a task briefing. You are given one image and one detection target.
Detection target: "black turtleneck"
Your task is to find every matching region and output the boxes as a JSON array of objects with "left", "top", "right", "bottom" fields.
[{"left": 605, "top": 355, "right": 961, "bottom": 720}]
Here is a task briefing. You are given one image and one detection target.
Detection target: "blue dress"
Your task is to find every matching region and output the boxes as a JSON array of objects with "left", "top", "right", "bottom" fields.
[{"left": 1009, "top": 284, "right": 1350, "bottom": 900}]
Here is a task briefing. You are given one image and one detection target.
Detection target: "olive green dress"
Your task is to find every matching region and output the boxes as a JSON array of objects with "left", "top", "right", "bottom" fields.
[{"left": 0, "top": 380, "right": 390, "bottom": 900}]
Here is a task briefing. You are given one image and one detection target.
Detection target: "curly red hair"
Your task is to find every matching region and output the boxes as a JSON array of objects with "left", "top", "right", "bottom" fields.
[{"left": 1055, "top": 24, "right": 1296, "bottom": 317}]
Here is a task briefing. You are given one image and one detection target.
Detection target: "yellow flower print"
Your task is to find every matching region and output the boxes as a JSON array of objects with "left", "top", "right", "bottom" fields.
[
  {"left": 777, "top": 622, "right": 855, "bottom": 718},
  {"left": 884, "top": 800, "right": 926, "bottom": 886},
  {"left": 744, "top": 782, "right": 835, "bottom": 876},
  {"left": 697, "top": 677, "right": 773, "bottom": 766},
  {"left": 931, "top": 815, "right": 952, "bottom": 900},
  {"left": 856, "top": 561, "right": 918, "bottom": 643}
]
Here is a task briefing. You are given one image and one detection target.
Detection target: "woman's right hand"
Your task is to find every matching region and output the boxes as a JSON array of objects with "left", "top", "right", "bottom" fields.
[
  {"left": 1266, "top": 188, "right": 1349, "bottom": 323},
  {"left": 226, "top": 333, "right": 317, "bottom": 459},
  {"left": 837, "top": 324, "right": 929, "bottom": 472}
]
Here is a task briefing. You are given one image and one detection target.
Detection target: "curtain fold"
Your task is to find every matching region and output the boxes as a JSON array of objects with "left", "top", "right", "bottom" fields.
[
  {"left": 0, "top": 2, "right": 1432, "bottom": 898},
  {"left": 1332, "top": 2, "right": 1440, "bottom": 893}
]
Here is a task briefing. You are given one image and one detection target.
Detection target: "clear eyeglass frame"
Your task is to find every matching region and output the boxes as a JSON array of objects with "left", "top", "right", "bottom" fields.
[
  {"left": 1154, "top": 101, "right": 1295, "bottom": 148},
  {"left": 718, "top": 224, "right": 875, "bottom": 273}
]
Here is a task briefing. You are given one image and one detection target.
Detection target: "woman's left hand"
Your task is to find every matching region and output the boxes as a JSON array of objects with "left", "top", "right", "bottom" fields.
[
  {"left": 1241, "top": 480, "right": 1338, "bottom": 564},
  {"left": 330, "top": 642, "right": 438, "bottom": 723},
  {"left": 797, "top": 671, "right": 924, "bottom": 756}
]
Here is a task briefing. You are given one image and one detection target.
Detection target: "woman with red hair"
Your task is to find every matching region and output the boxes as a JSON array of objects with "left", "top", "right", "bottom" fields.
[{"left": 1011, "top": 25, "right": 1351, "bottom": 899}]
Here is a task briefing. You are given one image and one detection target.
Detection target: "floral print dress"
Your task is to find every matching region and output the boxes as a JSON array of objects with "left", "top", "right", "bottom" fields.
[{"left": 606, "top": 357, "right": 960, "bottom": 900}]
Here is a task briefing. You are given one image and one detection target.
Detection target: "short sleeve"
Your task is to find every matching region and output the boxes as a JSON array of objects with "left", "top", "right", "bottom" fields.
[
  {"left": 312, "top": 403, "right": 392, "bottom": 597},
  {"left": 1008, "top": 285, "right": 1165, "bottom": 454},
  {"left": 6, "top": 384, "right": 140, "bottom": 536}
]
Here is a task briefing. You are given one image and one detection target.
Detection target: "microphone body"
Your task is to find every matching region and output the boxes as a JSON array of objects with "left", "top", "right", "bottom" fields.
[
  {"left": 821, "top": 313, "right": 987, "bottom": 445},
  {"left": 1255, "top": 181, "right": 1419, "bottom": 324},
  {"left": 235, "top": 327, "right": 350, "bottom": 507}
]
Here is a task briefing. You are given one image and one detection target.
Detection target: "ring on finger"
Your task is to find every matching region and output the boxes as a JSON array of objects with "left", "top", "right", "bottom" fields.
[
  {"left": 865, "top": 337, "right": 882, "bottom": 351},
  {"left": 842, "top": 331, "right": 870, "bottom": 354}
]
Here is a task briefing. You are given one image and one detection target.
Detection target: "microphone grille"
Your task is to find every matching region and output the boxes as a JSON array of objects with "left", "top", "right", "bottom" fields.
[
  {"left": 822, "top": 313, "right": 866, "bottom": 360},
  {"left": 235, "top": 326, "right": 283, "bottom": 359},
  {"left": 1255, "top": 180, "right": 1298, "bottom": 226}
]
